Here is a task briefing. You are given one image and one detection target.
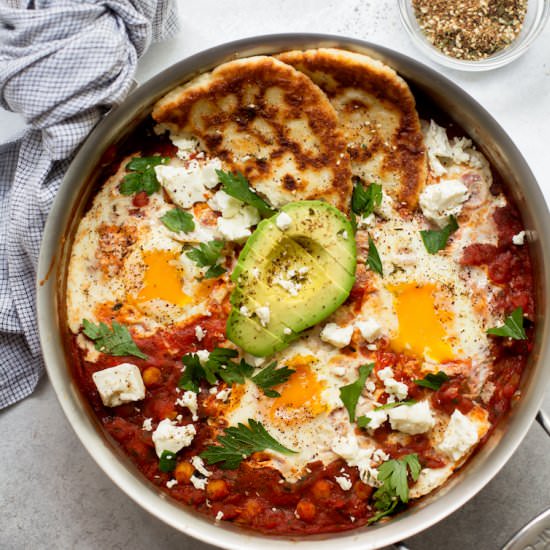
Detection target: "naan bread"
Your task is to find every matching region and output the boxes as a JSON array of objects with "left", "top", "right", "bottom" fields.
[
  {"left": 152, "top": 56, "right": 352, "bottom": 211},
  {"left": 278, "top": 48, "right": 427, "bottom": 210}
]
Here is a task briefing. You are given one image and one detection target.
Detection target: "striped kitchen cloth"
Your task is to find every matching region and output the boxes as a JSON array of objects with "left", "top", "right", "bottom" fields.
[{"left": 0, "top": 0, "right": 179, "bottom": 408}]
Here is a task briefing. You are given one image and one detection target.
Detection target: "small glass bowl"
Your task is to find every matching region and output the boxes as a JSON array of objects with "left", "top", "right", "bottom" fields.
[{"left": 398, "top": 0, "right": 550, "bottom": 71}]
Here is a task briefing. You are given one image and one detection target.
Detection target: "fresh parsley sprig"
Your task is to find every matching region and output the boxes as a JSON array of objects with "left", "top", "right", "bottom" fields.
[
  {"left": 161, "top": 208, "right": 195, "bottom": 233},
  {"left": 200, "top": 419, "right": 297, "bottom": 469},
  {"left": 82, "top": 319, "right": 147, "bottom": 359},
  {"left": 186, "top": 240, "right": 226, "bottom": 279},
  {"left": 119, "top": 155, "right": 169, "bottom": 196},
  {"left": 352, "top": 181, "right": 382, "bottom": 217},
  {"left": 368, "top": 454, "right": 421, "bottom": 524},
  {"left": 374, "top": 399, "right": 417, "bottom": 411},
  {"left": 487, "top": 307, "right": 527, "bottom": 340},
  {"left": 357, "top": 415, "right": 372, "bottom": 428},
  {"left": 367, "top": 235, "right": 383, "bottom": 276},
  {"left": 414, "top": 371, "right": 450, "bottom": 390},
  {"left": 251, "top": 362, "right": 296, "bottom": 397},
  {"left": 420, "top": 215, "right": 458, "bottom": 254},
  {"left": 216, "top": 169, "right": 275, "bottom": 218},
  {"left": 339, "top": 363, "right": 374, "bottom": 422}
]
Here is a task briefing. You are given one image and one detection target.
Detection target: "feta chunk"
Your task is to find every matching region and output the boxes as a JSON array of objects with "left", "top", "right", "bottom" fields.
[
  {"left": 191, "top": 455, "right": 211, "bottom": 478},
  {"left": 377, "top": 366, "right": 408, "bottom": 400},
  {"left": 419, "top": 180, "right": 470, "bottom": 227},
  {"left": 255, "top": 306, "right": 270, "bottom": 327},
  {"left": 190, "top": 474, "right": 207, "bottom": 490},
  {"left": 92, "top": 363, "right": 145, "bottom": 408},
  {"left": 142, "top": 417, "right": 153, "bottom": 431},
  {"left": 320, "top": 323, "right": 354, "bottom": 348},
  {"left": 365, "top": 408, "right": 388, "bottom": 431},
  {"left": 283, "top": 327, "right": 292, "bottom": 335},
  {"left": 215, "top": 511, "right": 224, "bottom": 522},
  {"left": 331, "top": 435, "right": 380, "bottom": 486},
  {"left": 355, "top": 318, "right": 382, "bottom": 342},
  {"left": 208, "top": 190, "right": 242, "bottom": 218},
  {"left": 166, "top": 479, "right": 178, "bottom": 489},
  {"left": 243, "top": 353, "right": 265, "bottom": 367},
  {"left": 216, "top": 387, "right": 232, "bottom": 402},
  {"left": 334, "top": 475, "right": 352, "bottom": 491},
  {"left": 374, "top": 191, "right": 394, "bottom": 220},
  {"left": 152, "top": 419, "right": 196, "bottom": 457},
  {"left": 387, "top": 401, "right": 435, "bottom": 435},
  {"left": 155, "top": 158, "right": 221, "bottom": 208},
  {"left": 239, "top": 305, "right": 251, "bottom": 317},
  {"left": 512, "top": 230, "right": 525, "bottom": 245},
  {"left": 273, "top": 274, "right": 302, "bottom": 296},
  {"left": 195, "top": 325, "right": 205, "bottom": 341},
  {"left": 196, "top": 349, "right": 210, "bottom": 365},
  {"left": 175, "top": 390, "right": 199, "bottom": 421},
  {"left": 438, "top": 409, "right": 480, "bottom": 461},
  {"left": 275, "top": 211, "right": 292, "bottom": 231},
  {"left": 217, "top": 205, "right": 260, "bottom": 241}
]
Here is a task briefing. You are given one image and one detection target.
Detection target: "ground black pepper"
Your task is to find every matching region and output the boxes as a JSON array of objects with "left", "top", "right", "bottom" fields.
[{"left": 411, "top": 0, "right": 528, "bottom": 60}]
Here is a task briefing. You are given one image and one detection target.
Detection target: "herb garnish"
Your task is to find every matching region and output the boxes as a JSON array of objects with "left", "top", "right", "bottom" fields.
[
  {"left": 339, "top": 363, "right": 374, "bottom": 422},
  {"left": 158, "top": 450, "right": 177, "bottom": 473},
  {"left": 251, "top": 362, "right": 296, "bottom": 398},
  {"left": 216, "top": 169, "right": 275, "bottom": 218},
  {"left": 420, "top": 215, "right": 458, "bottom": 254},
  {"left": 368, "top": 454, "right": 421, "bottom": 524},
  {"left": 119, "top": 156, "right": 169, "bottom": 196},
  {"left": 351, "top": 181, "right": 382, "bottom": 217},
  {"left": 367, "top": 235, "right": 383, "bottom": 276},
  {"left": 160, "top": 208, "right": 195, "bottom": 233},
  {"left": 82, "top": 319, "right": 147, "bottom": 359},
  {"left": 414, "top": 371, "right": 450, "bottom": 390},
  {"left": 186, "top": 240, "right": 226, "bottom": 279},
  {"left": 357, "top": 415, "right": 372, "bottom": 428},
  {"left": 487, "top": 307, "right": 527, "bottom": 340},
  {"left": 374, "top": 399, "right": 417, "bottom": 411},
  {"left": 200, "top": 419, "right": 297, "bottom": 469}
]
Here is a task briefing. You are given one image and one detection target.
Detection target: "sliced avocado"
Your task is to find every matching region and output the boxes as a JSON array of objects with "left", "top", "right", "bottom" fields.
[{"left": 226, "top": 200, "right": 356, "bottom": 356}]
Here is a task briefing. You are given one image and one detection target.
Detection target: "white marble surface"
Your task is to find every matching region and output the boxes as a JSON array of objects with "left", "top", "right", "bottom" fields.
[{"left": 1, "top": 1, "right": 550, "bottom": 549}]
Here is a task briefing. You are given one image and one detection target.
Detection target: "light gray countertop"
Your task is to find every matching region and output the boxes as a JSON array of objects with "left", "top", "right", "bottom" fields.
[{"left": 1, "top": 2, "right": 550, "bottom": 549}]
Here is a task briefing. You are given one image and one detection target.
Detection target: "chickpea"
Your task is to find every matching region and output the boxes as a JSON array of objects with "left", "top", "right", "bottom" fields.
[
  {"left": 142, "top": 366, "right": 162, "bottom": 387},
  {"left": 296, "top": 499, "right": 316, "bottom": 522},
  {"left": 174, "top": 461, "right": 194, "bottom": 483},
  {"left": 353, "top": 481, "right": 374, "bottom": 501},
  {"left": 311, "top": 479, "right": 332, "bottom": 501},
  {"left": 240, "top": 498, "right": 262, "bottom": 520},
  {"left": 206, "top": 479, "right": 229, "bottom": 501}
]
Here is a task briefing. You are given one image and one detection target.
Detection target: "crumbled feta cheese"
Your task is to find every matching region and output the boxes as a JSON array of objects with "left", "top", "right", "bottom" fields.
[
  {"left": 175, "top": 390, "right": 198, "bottom": 421},
  {"left": 170, "top": 134, "right": 200, "bottom": 158},
  {"left": 331, "top": 435, "right": 379, "bottom": 486},
  {"left": 320, "top": 323, "right": 354, "bottom": 348},
  {"left": 355, "top": 318, "right": 382, "bottom": 342},
  {"left": 155, "top": 158, "right": 221, "bottom": 208},
  {"left": 340, "top": 230, "right": 349, "bottom": 240},
  {"left": 366, "top": 344, "right": 377, "bottom": 351},
  {"left": 419, "top": 180, "right": 470, "bottom": 227},
  {"left": 255, "top": 306, "right": 270, "bottom": 327},
  {"left": 438, "top": 409, "right": 480, "bottom": 461},
  {"left": 283, "top": 327, "right": 292, "bottom": 335},
  {"left": 243, "top": 353, "right": 265, "bottom": 367},
  {"left": 215, "top": 511, "right": 224, "bottom": 522},
  {"left": 195, "top": 325, "right": 205, "bottom": 341},
  {"left": 92, "top": 363, "right": 145, "bottom": 408},
  {"left": 152, "top": 419, "right": 196, "bottom": 457},
  {"left": 190, "top": 474, "right": 207, "bottom": 490},
  {"left": 208, "top": 190, "right": 242, "bottom": 218},
  {"left": 364, "top": 380, "right": 376, "bottom": 393},
  {"left": 333, "top": 366, "right": 346, "bottom": 377},
  {"left": 166, "top": 479, "right": 178, "bottom": 489},
  {"left": 387, "top": 401, "right": 435, "bottom": 435},
  {"left": 273, "top": 274, "right": 302, "bottom": 296},
  {"left": 275, "top": 211, "right": 292, "bottom": 231},
  {"left": 377, "top": 366, "right": 408, "bottom": 400},
  {"left": 191, "top": 455, "right": 211, "bottom": 478},
  {"left": 358, "top": 213, "right": 376, "bottom": 228},
  {"left": 374, "top": 191, "right": 394, "bottom": 220},
  {"left": 251, "top": 267, "right": 260, "bottom": 278},
  {"left": 334, "top": 475, "right": 352, "bottom": 491},
  {"left": 217, "top": 205, "right": 260, "bottom": 241},
  {"left": 239, "top": 305, "right": 251, "bottom": 317},
  {"left": 512, "top": 230, "right": 525, "bottom": 245},
  {"left": 216, "top": 387, "right": 232, "bottom": 402},
  {"left": 365, "top": 408, "right": 388, "bottom": 431},
  {"left": 196, "top": 349, "right": 210, "bottom": 365},
  {"left": 142, "top": 417, "right": 153, "bottom": 431}
]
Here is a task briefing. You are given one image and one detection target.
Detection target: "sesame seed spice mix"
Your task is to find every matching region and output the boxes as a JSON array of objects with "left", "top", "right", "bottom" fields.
[{"left": 411, "top": 0, "right": 528, "bottom": 61}]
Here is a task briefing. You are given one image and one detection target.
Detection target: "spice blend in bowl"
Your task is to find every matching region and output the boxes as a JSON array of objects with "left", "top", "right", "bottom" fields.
[{"left": 411, "top": 0, "right": 528, "bottom": 60}]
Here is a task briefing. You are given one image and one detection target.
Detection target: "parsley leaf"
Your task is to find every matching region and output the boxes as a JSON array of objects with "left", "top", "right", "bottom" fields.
[
  {"left": 339, "top": 363, "right": 374, "bottom": 422},
  {"left": 357, "top": 415, "right": 372, "bottom": 428},
  {"left": 186, "top": 240, "right": 226, "bottom": 279},
  {"left": 179, "top": 353, "right": 208, "bottom": 392},
  {"left": 487, "top": 307, "right": 527, "bottom": 340},
  {"left": 351, "top": 181, "right": 382, "bottom": 216},
  {"left": 414, "top": 371, "right": 450, "bottom": 390},
  {"left": 82, "top": 319, "right": 146, "bottom": 359},
  {"left": 367, "top": 235, "right": 383, "bottom": 276},
  {"left": 420, "top": 215, "right": 459, "bottom": 254},
  {"left": 159, "top": 450, "right": 177, "bottom": 473},
  {"left": 200, "top": 419, "right": 297, "bottom": 469},
  {"left": 251, "top": 362, "right": 296, "bottom": 397},
  {"left": 217, "top": 358, "right": 254, "bottom": 385},
  {"left": 374, "top": 399, "right": 417, "bottom": 411},
  {"left": 119, "top": 156, "right": 169, "bottom": 196},
  {"left": 216, "top": 169, "right": 275, "bottom": 218},
  {"left": 160, "top": 208, "right": 195, "bottom": 233},
  {"left": 368, "top": 453, "right": 421, "bottom": 524}
]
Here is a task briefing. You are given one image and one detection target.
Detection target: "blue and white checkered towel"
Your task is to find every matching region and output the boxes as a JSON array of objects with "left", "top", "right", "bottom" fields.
[{"left": 0, "top": 0, "right": 178, "bottom": 408}]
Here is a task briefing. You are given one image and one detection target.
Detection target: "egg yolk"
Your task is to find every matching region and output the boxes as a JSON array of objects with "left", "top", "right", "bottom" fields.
[
  {"left": 270, "top": 356, "right": 326, "bottom": 423},
  {"left": 137, "top": 250, "right": 191, "bottom": 306},
  {"left": 389, "top": 283, "right": 454, "bottom": 363}
]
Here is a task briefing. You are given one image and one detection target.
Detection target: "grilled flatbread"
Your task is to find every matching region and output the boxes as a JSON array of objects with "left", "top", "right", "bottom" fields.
[
  {"left": 278, "top": 48, "right": 427, "bottom": 210},
  {"left": 152, "top": 56, "right": 352, "bottom": 211}
]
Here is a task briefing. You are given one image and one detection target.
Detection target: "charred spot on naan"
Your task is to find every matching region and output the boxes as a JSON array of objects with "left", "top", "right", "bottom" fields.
[
  {"left": 277, "top": 48, "right": 427, "bottom": 211},
  {"left": 153, "top": 56, "right": 352, "bottom": 212}
]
